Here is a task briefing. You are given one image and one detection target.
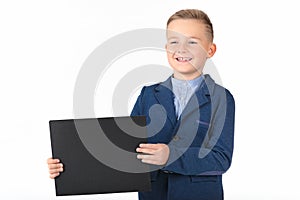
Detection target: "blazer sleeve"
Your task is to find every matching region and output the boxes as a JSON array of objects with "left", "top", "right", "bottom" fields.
[{"left": 162, "top": 91, "right": 235, "bottom": 176}]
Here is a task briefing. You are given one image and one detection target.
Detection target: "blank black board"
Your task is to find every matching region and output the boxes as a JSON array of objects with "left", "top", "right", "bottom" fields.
[{"left": 49, "top": 116, "right": 151, "bottom": 196}]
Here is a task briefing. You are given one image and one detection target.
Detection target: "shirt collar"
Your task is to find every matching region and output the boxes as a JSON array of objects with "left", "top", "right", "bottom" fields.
[{"left": 171, "top": 74, "right": 204, "bottom": 91}]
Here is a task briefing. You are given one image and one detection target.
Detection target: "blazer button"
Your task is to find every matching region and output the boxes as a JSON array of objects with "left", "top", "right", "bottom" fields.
[
  {"left": 172, "top": 135, "right": 180, "bottom": 141},
  {"left": 162, "top": 170, "right": 173, "bottom": 174}
]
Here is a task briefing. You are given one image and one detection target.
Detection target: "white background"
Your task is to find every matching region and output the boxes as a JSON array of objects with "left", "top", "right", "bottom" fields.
[{"left": 1, "top": 0, "right": 300, "bottom": 199}]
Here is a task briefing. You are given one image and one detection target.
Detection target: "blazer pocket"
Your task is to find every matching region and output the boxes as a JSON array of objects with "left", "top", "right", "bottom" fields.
[
  {"left": 190, "top": 175, "right": 217, "bottom": 182},
  {"left": 195, "top": 120, "right": 210, "bottom": 127}
]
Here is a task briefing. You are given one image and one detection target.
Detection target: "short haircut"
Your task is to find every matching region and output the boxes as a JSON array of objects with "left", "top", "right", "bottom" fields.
[{"left": 167, "top": 9, "right": 214, "bottom": 42}]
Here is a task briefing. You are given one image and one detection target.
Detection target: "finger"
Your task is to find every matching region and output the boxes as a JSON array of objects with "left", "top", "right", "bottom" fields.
[
  {"left": 49, "top": 167, "right": 63, "bottom": 174},
  {"left": 49, "top": 173, "right": 60, "bottom": 179},
  {"left": 140, "top": 159, "right": 158, "bottom": 165},
  {"left": 137, "top": 154, "right": 153, "bottom": 160},
  {"left": 136, "top": 148, "right": 156, "bottom": 154},
  {"left": 48, "top": 163, "right": 63, "bottom": 169},
  {"left": 48, "top": 163, "right": 63, "bottom": 170},
  {"left": 47, "top": 158, "right": 60, "bottom": 164},
  {"left": 137, "top": 154, "right": 157, "bottom": 163},
  {"left": 139, "top": 143, "right": 158, "bottom": 149}
]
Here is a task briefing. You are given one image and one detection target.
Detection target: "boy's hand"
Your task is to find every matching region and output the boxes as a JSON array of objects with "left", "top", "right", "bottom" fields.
[
  {"left": 136, "top": 143, "right": 169, "bottom": 165},
  {"left": 47, "top": 158, "right": 63, "bottom": 179}
]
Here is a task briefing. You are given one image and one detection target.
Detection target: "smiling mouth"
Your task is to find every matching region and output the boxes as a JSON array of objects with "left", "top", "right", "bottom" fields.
[{"left": 176, "top": 57, "right": 192, "bottom": 62}]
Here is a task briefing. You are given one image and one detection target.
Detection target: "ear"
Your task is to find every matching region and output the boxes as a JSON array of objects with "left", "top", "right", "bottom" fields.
[{"left": 207, "top": 43, "right": 216, "bottom": 58}]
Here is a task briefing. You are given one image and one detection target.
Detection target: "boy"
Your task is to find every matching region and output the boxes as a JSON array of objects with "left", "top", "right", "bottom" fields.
[{"left": 48, "top": 9, "right": 235, "bottom": 200}]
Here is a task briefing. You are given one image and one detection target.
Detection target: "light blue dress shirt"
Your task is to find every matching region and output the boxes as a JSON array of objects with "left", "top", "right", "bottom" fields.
[{"left": 171, "top": 74, "right": 204, "bottom": 119}]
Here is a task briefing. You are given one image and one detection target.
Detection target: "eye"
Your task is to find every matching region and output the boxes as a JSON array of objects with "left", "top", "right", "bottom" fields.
[
  {"left": 169, "top": 41, "right": 178, "bottom": 45},
  {"left": 188, "top": 40, "right": 198, "bottom": 44}
]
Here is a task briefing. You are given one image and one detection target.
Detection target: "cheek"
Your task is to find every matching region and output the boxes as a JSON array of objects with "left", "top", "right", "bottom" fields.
[
  {"left": 190, "top": 49, "right": 208, "bottom": 69},
  {"left": 189, "top": 47, "right": 207, "bottom": 57},
  {"left": 166, "top": 51, "right": 174, "bottom": 61}
]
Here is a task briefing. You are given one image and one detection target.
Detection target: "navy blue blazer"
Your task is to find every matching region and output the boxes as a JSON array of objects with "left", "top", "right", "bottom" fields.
[{"left": 131, "top": 74, "right": 235, "bottom": 200}]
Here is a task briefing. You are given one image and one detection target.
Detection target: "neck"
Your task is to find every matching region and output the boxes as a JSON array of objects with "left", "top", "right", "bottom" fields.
[{"left": 173, "top": 71, "right": 202, "bottom": 80}]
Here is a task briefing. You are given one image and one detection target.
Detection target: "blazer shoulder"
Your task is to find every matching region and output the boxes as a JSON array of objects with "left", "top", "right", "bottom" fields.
[
  {"left": 141, "top": 82, "right": 160, "bottom": 95},
  {"left": 206, "top": 77, "right": 235, "bottom": 107}
]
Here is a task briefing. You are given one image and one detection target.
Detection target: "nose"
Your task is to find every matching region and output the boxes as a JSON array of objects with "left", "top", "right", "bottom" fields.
[
  {"left": 166, "top": 40, "right": 188, "bottom": 54},
  {"left": 176, "top": 43, "right": 188, "bottom": 54},
  {"left": 176, "top": 48, "right": 187, "bottom": 54},
  {"left": 176, "top": 49, "right": 186, "bottom": 54}
]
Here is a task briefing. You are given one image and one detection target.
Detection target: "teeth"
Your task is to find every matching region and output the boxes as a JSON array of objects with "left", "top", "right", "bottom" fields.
[{"left": 176, "top": 57, "right": 192, "bottom": 61}]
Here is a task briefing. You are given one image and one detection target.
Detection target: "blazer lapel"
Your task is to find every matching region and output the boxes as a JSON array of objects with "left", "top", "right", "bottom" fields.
[{"left": 154, "top": 77, "right": 177, "bottom": 127}]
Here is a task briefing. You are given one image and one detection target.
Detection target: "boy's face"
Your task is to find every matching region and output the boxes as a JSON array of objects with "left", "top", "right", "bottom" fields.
[{"left": 166, "top": 19, "right": 216, "bottom": 80}]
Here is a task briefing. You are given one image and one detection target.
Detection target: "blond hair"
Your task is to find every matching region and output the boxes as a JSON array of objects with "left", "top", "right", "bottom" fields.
[{"left": 167, "top": 9, "right": 214, "bottom": 42}]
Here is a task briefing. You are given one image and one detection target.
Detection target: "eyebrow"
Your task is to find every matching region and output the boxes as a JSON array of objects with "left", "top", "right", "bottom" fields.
[
  {"left": 167, "top": 36, "right": 179, "bottom": 40},
  {"left": 167, "top": 36, "right": 202, "bottom": 41},
  {"left": 189, "top": 36, "right": 202, "bottom": 41}
]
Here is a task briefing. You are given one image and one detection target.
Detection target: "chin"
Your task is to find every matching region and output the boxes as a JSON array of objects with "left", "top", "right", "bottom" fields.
[{"left": 173, "top": 67, "right": 197, "bottom": 74}]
